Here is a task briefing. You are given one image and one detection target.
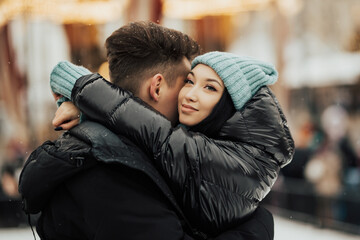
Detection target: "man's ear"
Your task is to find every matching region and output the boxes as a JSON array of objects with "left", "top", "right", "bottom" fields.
[{"left": 149, "top": 74, "right": 164, "bottom": 102}]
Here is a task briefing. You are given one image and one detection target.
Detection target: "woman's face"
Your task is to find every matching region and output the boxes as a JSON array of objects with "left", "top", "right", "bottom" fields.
[{"left": 178, "top": 64, "right": 225, "bottom": 126}]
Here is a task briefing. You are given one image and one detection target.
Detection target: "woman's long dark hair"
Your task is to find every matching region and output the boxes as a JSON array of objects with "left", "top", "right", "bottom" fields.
[{"left": 189, "top": 89, "right": 236, "bottom": 138}]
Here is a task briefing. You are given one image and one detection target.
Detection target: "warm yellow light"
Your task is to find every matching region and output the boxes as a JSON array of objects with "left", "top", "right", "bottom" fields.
[
  {"left": 27, "top": 0, "right": 130, "bottom": 24},
  {"left": 0, "top": 0, "right": 130, "bottom": 28},
  {"left": 0, "top": 0, "right": 25, "bottom": 28},
  {"left": 163, "top": 0, "right": 275, "bottom": 19},
  {"left": 277, "top": 0, "right": 303, "bottom": 17}
]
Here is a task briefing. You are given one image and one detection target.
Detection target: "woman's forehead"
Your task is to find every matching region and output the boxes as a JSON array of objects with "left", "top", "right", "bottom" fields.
[{"left": 191, "top": 64, "right": 224, "bottom": 87}]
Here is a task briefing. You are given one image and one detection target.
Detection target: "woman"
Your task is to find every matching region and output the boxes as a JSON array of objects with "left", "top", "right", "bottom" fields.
[{"left": 50, "top": 51, "right": 294, "bottom": 235}]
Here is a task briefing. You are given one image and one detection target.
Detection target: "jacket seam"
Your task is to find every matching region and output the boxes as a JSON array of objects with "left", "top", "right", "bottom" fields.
[
  {"left": 73, "top": 73, "right": 103, "bottom": 105},
  {"left": 239, "top": 110, "right": 256, "bottom": 148},
  {"left": 200, "top": 178, "right": 256, "bottom": 202},
  {"left": 109, "top": 98, "right": 129, "bottom": 122}
]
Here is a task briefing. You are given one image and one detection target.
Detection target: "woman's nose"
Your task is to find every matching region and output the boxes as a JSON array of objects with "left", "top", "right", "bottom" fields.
[{"left": 185, "top": 88, "right": 198, "bottom": 102}]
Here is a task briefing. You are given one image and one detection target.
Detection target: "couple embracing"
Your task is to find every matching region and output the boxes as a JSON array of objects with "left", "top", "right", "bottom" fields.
[{"left": 19, "top": 21, "right": 293, "bottom": 240}]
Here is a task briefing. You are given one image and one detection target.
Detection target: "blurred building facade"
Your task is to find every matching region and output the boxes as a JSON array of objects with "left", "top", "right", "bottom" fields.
[{"left": 0, "top": 0, "right": 359, "bottom": 233}]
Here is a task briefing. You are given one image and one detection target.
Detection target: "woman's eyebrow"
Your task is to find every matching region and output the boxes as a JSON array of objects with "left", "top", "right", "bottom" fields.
[
  {"left": 189, "top": 72, "right": 223, "bottom": 87},
  {"left": 206, "top": 78, "right": 223, "bottom": 87}
]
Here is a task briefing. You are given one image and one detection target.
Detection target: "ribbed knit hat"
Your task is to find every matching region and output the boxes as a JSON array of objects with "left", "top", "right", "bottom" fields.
[
  {"left": 50, "top": 61, "right": 92, "bottom": 100},
  {"left": 191, "top": 51, "right": 278, "bottom": 110}
]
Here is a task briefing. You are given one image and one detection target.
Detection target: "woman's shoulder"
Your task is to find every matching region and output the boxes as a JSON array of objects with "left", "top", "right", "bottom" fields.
[
  {"left": 218, "top": 86, "right": 294, "bottom": 166},
  {"left": 219, "top": 87, "right": 275, "bottom": 138}
]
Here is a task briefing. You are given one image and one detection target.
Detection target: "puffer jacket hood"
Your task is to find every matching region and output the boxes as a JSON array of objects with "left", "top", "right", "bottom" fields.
[
  {"left": 219, "top": 86, "right": 293, "bottom": 168},
  {"left": 71, "top": 73, "right": 294, "bottom": 235}
]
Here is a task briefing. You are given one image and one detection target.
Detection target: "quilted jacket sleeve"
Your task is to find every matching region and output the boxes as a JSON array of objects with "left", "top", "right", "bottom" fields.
[
  {"left": 18, "top": 133, "right": 95, "bottom": 214},
  {"left": 72, "top": 73, "right": 293, "bottom": 235}
]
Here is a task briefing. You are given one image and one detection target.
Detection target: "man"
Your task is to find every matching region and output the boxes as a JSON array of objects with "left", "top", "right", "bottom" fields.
[{"left": 19, "top": 21, "right": 274, "bottom": 239}]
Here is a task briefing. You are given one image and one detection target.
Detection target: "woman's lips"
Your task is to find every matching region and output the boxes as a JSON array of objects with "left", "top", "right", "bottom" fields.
[{"left": 181, "top": 104, "right": 198, "bottom": 113}]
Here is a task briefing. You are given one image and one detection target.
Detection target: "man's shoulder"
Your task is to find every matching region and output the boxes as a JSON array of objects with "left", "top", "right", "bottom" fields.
[
  {"left": 63, "top": 121, "right": 162, "bottom": 183},
  {"left": 68, "top": 121, "right": 120, "bottom": 147},
  {"left": 67, "top": 121, "right": 149, "bottom": 163}
]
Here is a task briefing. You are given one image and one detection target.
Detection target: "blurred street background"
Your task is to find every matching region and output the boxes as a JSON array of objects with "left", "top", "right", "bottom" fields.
[{"left": 0, "top": 0, "right": 359, "bottom": 239}]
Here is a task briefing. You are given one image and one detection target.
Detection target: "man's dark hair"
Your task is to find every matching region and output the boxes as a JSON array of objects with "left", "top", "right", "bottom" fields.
[{"left": 105, "top": 21, "right": 201, "bottom": 94}]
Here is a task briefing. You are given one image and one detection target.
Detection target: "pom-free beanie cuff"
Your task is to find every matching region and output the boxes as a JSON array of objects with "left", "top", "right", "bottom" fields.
[
  {"left": 50, "top": 61, "right": 92, "bottom": 100},
  {"left": 191, "top": 52, "right": 278, "bottom": 110}
]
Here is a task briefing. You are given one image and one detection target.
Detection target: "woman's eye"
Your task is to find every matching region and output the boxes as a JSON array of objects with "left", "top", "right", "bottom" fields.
[
  {"left": 184, "top": 79, "right": 193, "bottom": 84},
  {"left": 205, "top": 85, "right": 217, "bottom": 91}
]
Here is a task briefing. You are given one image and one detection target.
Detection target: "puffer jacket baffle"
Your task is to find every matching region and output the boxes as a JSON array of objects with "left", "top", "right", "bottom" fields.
[{"left": 71, "top": 73, "right": 294, "bottom": 235}]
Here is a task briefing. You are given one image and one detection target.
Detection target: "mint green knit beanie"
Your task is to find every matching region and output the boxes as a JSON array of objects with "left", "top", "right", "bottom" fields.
[
  {"left": 50, "top": 61, "right": 92, "bottom": 100},
  {"left": 191, "top": 51, "right": 278, "bottom": 110}
]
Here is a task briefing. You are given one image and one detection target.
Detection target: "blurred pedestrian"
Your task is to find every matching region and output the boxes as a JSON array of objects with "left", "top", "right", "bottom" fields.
[
  {"left": 305, "top": 105, "right": 358, "bottom": 225},
  {"left": 0, "top": 139, "right": 28, "bottom": 227}
]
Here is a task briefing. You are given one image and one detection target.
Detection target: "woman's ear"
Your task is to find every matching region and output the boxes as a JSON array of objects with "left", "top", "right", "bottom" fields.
[{"left": 149, "top": 74, "right": 163, "bottom": 102}]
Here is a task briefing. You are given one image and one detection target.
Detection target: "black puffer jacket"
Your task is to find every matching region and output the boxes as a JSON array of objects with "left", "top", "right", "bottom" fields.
[
  {"left": 72, "top": 74, "right": 294, "bottom": 235},
  {"left": 19, "top": 122, "right": 275, "bottom": 240},
  {"left": 19, "top": 122, "right": 200, "bottom": 239}
]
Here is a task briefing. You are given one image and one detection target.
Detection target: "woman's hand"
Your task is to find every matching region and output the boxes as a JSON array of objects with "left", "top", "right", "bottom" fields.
[{"left": 52, "top": 101, "right": 81, "bottom": 130}]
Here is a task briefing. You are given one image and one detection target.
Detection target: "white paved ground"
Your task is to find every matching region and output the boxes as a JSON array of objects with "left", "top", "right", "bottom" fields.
[
  {"left": 274, "top": 216, "right": 359, "bottom": 240},
  {"left": 0, "top": 227, "right": 38, "bottom": 240},
  {"left": 0, "top": 215, "right": 359, "bottom": 239}
]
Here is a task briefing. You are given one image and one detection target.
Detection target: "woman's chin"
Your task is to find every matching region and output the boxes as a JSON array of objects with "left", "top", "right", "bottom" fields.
[{"left": 179, "top": 118, "right": 195, "bottom": 127}]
